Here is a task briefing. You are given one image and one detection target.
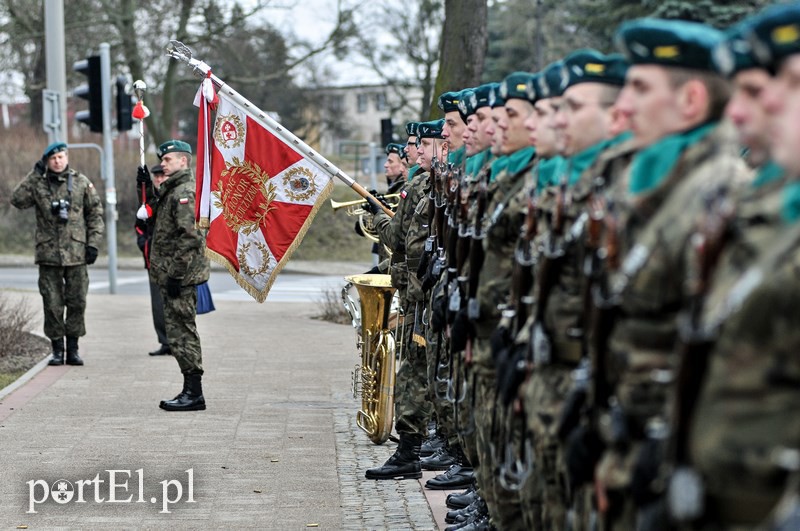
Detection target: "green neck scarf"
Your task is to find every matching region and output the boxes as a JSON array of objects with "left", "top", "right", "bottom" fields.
[
  {"left": 490, "top": 156, "right": 509, "bottom": 182},
  {"left": 565, "top": 131, "right": 633, "bottom": 186},
  {"left": 629, "top": 122, "right": 717, "bottom": 195},
  {"left": 537, "top": 156, "right": 567, "bottom": 188},
  {"left": 467, "top": 149, "right": 493, "bottom": 177},
  {"left": 505, "top": 146, "right": 536, "bottom": 177},
  {"left": 782, "top": 180, "right": 800, "bottom": 223},
  {"left": 448, "top": 145, "right": 466, "bottom": 167},
  {"left": 751, "top": 161, "right": 784, "bottom": 189},
  {"left": 407, "top": 164, "right": 420, "bottom": 182}
]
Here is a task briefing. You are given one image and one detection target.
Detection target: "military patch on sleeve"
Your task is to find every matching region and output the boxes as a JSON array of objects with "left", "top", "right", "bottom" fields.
[
  {"left": 179, "top": 198, "right": 189, "bottom": 204},
  {"left": 401, "top": 190, "right": 407, "bottom": 199}
]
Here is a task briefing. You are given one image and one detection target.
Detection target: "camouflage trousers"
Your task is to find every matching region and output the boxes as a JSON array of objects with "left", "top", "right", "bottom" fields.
[
  {"left": 394, "top": 316, "right": 433, "bottom": 437},
  {"left": 38, "top": 264, "right": 89, "bottom": 340},
  {"left": 524, "top": 364, "right": 573, "bottom": 530},
  {"left": 426, "top": 326, "right": 459, "bottom": 446},
  {"left": 473, "top": 339, "right": 526, "bottom": 530},
  {"left": 159, "top": 284, "right": 203, "bottom": 375}
]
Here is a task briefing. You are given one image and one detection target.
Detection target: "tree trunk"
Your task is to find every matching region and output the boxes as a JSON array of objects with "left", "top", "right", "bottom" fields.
[{"left": 429, "top": 0, "right": 488, "bottom": 119}]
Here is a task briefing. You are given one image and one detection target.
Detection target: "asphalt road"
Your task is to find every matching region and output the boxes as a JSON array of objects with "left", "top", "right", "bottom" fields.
[{"left": 0, "top": 267, "right": 353, "bottom": 303}]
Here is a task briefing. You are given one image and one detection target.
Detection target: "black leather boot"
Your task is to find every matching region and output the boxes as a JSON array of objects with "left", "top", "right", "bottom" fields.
[
  {"left": 446, "top": 485, "right": 478, "bottom": 509},
  {"left": 420, "top": 433, "right": 446, "bottom": 458},
  {"left": 421, "top": 442, "right": 459, "bottom": 471},
  {"left": 426, "top": 444, "right": 475, "bottom": 489},
  {"left": 48, "top": 337, "right": 65, "bottom": 366},
  {"left": 160, "top": 373, "right": 206, "bottom": 411},
  {"left": 159, "top": 373, "right": 188, "bottom": 407},
  {"left": 365, "top": 433, "right": 423, "bottom": 480},
  {"left": 446, "top": 497, "right": 483, "bottom": 524},
  {"left": 65, "top": 336, "right": 83, "bottom": 365}
]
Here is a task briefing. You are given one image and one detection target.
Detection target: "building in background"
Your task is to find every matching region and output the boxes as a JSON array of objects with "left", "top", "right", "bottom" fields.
[{"left": 303, "top": 83, "right": 425, "bottom": 157}]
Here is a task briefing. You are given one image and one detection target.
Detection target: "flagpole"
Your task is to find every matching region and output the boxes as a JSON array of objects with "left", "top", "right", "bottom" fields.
[{"left": 165, "top": 40, "right": 394, "bottom": 218}]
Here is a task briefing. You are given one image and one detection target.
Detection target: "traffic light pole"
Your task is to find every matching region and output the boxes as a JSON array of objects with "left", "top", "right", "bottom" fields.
[
  {"left": 44, "top": 0, "right": 67, "bottom": 142},
  {"left": 99, "top": 43, "right": 118, "bottom": 294}
]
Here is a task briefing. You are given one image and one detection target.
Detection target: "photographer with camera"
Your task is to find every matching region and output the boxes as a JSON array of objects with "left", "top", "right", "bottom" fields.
[{"left": 11, "top": 142, "right": 104, "bottom": 366}]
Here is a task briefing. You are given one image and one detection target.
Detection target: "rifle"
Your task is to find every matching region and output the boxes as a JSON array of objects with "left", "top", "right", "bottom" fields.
[
  {"left": 531, "top": 173, "right": 569, "bottom": 365},
  {"left": 668, "top": 185, "right": 734, "bottom": 523},
  {"left": 464, "top": 169, "right": 489, "bottom": 364}
]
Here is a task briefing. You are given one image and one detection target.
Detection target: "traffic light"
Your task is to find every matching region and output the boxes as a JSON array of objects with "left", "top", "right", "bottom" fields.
[
  {"left": 380, "top": 118, "right": 393, "bottom": 146},
  {"left": 73, "top": 55, "right": 103, "bottom": 132},
  {"left": 116, "top": 76, "right": 133, "bottom": 132}
]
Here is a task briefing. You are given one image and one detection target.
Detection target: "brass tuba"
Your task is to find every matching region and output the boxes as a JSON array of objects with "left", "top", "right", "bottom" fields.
[{"left": 344, "top": 274, "right": 396, "bottom": 444}]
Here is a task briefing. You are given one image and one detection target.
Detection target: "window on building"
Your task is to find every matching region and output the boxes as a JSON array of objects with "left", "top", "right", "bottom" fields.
[
  {"left": 328, "top": 95, "right": 344, "bottom": 113},
  {"left": 375, "top": 92, "right": 388, "bottom": 111},
  {"left": 357, "top": 93, "right": 368, "bottom": 113}
]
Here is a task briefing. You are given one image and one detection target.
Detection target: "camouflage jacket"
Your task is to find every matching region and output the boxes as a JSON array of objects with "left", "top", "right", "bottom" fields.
[
  {"left": 688, "top": 171, "right": 800, "bottom": 513},
  {"left": 606, "top": 122, "right": 751, "bottom": 427},
  {"left": 473, "top": 158, "right": 534, "bottom": 341},
  {"left": 11, "top": 167, "right": 104, "bottom": 266},
  {"left": 148, "top": 168, "right": 210, "bottom": 286},
  {"left": 373, "top": 172, "right": 430, "bottom": 302},
  {"left": 534, "top": 138, "right": 639, "bottom": 366}
]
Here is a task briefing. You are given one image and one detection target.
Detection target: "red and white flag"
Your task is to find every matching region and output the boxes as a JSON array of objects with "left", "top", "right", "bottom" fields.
[{"left": 195, "top": 89, "right": 333, "bottom": 302}]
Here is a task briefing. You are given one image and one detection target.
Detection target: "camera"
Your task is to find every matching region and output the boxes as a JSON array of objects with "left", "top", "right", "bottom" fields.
[{"left": 50, "top": 198, "right": 70, "bottom": 223}]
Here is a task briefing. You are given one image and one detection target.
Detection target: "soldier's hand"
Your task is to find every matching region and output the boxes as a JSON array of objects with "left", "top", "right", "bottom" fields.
[
  {"left": 34, "top": 157, "right": 47, "bottom": 175},
  {"left": 364, "top": 196, "right": 382, "bottom": 215},
  {"left": 449, "top": 308, "right": 474, "bottom": 353},
  {"left": 85, "top": 246, "right": 99, "bottom": 265},
  {"left": 167, "top": 277, "right": 182, "bottom": 298},
  {"left": 564, "top": 425, "right": 605, "bottom": 490},
  {"left": 137, "top": 165, "right": 151, "bottom": 185}
]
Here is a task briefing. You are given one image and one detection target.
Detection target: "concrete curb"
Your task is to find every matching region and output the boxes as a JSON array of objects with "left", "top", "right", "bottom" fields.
[{"left": 0, "top": 354, "right": 51, "bottom": 401}]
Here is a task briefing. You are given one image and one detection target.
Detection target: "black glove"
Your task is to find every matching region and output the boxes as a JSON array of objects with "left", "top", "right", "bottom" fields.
[
  {"left": 167, "top": 277, "right": 182, "bottom": 298},
  {"left": 137, "top": 165, "right": 151, "bottom": 185},
  {"left": 564, "top": 424, "right": 605, "bottom": 490},
  {"left": 364, "top": 265, "right": 381, "bottom": 275},
  {"left": 85, "top": 246, "right": 98, "bottom": 265},
  {"left": 449, "top": 308, "right": 474, "bottom": 353},
  {"left": 34, "top": 158, "right": 47, "bottom": 175},
  {"left": 364, "top": 196, "right": 382, "bottom": 215}
]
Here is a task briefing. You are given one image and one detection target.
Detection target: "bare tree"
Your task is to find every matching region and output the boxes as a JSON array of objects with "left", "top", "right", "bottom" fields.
[{"left": 430, "top": 0, "right": 487, "bottom": 119}]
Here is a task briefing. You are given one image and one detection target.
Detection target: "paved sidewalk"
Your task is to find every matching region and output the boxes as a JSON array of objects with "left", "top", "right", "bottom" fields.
[{"left": 0, "top": 290, "right": 448, "bottom": 529}]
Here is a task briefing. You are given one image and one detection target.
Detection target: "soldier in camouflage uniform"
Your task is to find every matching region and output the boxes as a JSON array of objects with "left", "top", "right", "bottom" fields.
[
  {"left": 523, "top": 49, "right": 630, "bottom": 530},
  {"left": 449, "top": 72, "right": 537, "bottom": 530},
  {"left": 667, "top": 6, "right": 800, "bottom": 527},
  {"left": 142, "top": 140, "right": 210, "bottom": 412},
  {"left": 588, "top": 19, "right": 751, "bottom": 528},
  {"left": 365, "top": 119, "right": 445, "bottom": 480},
  {"left": 11, "top": 142, "right": 104, "bottom": 366}
]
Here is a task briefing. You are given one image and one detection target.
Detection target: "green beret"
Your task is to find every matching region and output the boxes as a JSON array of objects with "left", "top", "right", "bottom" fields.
[
  {"left": 563, "top": 49, "right": 628, "bottom": 88},
  {"left": 524, "top": 73, "right": 543, "bottom": 102},
  {"left": 457, "top": 83, "right": 494, "bottom": 119},
  {"left": 488, "top": 83, "right": 506, "bottom": 108},
  {"left": 405, "top": 121, "right": 420, "bottom": 137},
  {"left": 385, "top": 143, "right": 408, "bottom": 159},
  {"left": 417, "top": 119, "right": 445, "bottom": 139},
  {"left": 438, "top": 91, "right": 462, "bottom": 114},
  {"left": 457, "top": 89, "right": 476, "bottom": 123},
  {"left": 157, "top": 139, "right": 192, "bottom": 159},
  {"left": 615, "top": 18, "right": 725, "bottom": 72},
  {"left": 500, "top": 72, "right": 535, "bottom": 102},
  {"left": 748, "top": 3, "right": 800, "bottom": 72},
  {"left": 539, "top": 61, "right": 567, "bottom": 98},
  {"left": 43, "top": 142, "right": 67, "bottom": 159},
  {"left": 713, "top": 20, "right": 760, "bottom": 77},
  {"left": 151, "top": 164, "right": 165, "bottom": 175}
]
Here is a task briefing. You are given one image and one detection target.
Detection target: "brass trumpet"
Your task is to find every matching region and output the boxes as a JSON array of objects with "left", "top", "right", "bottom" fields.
[
  {"left": 330, "top": 194, "right": 400, "bottom": 243},
  {"left": 330, "top": 194, "right": 401, "bottom": 211}
]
